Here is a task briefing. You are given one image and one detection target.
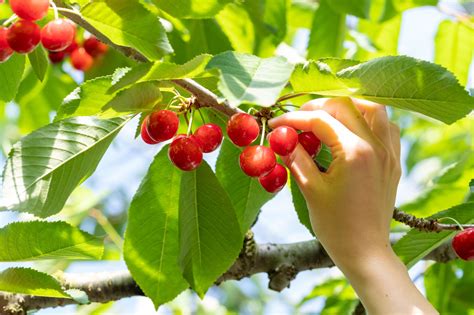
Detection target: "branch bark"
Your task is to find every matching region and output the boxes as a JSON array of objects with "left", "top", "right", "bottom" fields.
[{"left": 0, "top": 234, "right": 458, "bottom": 314}]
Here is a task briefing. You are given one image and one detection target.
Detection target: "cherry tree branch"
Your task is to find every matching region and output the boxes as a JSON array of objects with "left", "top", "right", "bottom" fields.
[
  {"left": 393, "top": 207, "right": 473, "bottom": 232},
  {"left": 0, "top": 233, "right": 458, "bottom": 314}
]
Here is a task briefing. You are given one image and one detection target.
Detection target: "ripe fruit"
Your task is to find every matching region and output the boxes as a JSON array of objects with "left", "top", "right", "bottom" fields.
[
  {"left": 239, "top": 145, "right": 276, "bottom": 177},
  {"left": 193, "top": 124, "right": 223, "bottom": 153},
  {"left": 10, "top": 0, "right": 49, "bottom": 21},
  {"left": 452, "top": 228, "right": 474, "bottom": 261},
  {"left": 259, "top": 163, "right": 288, "bottom": 193},
  {"left": 63, "top": 40, "right": 78, "bottom": 54},
  {"left": 140, "top": 116, "right": 159, "bottom": 145},
  {"left": 227, "top": 113, "right": 260, "bottom": 147},
  {"left": 169, "top": 135, "right": 203, "bottom": 171},
  {"left": 147, "top": 110, "right": 180, "bottom": 142},
  {"left": 0, "top": 27, "right": 13, "bottom": 62},
  {"left": 83, "top": 37, "right": 108, "bottom": 57},
  {"left": 70, "top": 48, "right": 93, "bottom": 71},
  {"left": 268, "top": 126, "right": 298, "bottom": 156},
  {"left": 41, "top": 19, "right": 75, "bottom": 52},
  {"left": 7, "top": 20, "right": 41, "bottom": 54},
  {"left": 298, "top": 131, "right": 322, "bottom": 158},
  {"left": 48, "top": 51, "right": 65, "bottom": 64}
]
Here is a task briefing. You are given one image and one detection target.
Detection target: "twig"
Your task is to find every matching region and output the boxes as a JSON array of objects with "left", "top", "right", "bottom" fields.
[{"left": 393, "top": 207, "right": 473, "bottom": 232}]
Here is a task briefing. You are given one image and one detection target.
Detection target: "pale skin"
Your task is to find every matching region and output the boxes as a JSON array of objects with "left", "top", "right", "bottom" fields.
[{"left": 269, "top": 97, "right": 438, "bottom": 315}]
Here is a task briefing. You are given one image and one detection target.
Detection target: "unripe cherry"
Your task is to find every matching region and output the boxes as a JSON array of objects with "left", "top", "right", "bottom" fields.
[
  {"left": 227, "top": 113, "right": 260, "bottom": 147},
  {"left": 147, "top": 110, "right": 180, "bottom": 143},
  {"left": 0, "top": 27, "right": 13, "bottom": 62},
  {"left": 7, "top": 20, "right": 41, "bottom": 54},
  {"left": 83, "top": 36, "right": 108, "bottom": 57},
  {"left": 298, "top": 131, "right": 322, "bottom": 158},
  {"left": 70, "top": 48, "right": 94, "bottom": 71},
  {"left": 48, "top": 51, "right": 65, "bottom": 64},
  {"left": 193, "top": 124, "right": 223, "bottom": 153},
  {"left": 10, "top": 0, "right": 49, "bottom": 21},
  {"left": 140, "top": 116, "right": 159, "bottom": 145},
  {"left": 452, "top": 228, "right": 474, "bottom": 261},
  {"left": 239, "top": 145, "right": 276, "bottom": 177},
  {"left": 268, "top": 126, "right": 298, "bottom": 156},
  {"left": 41, "top": 19, "right": 75, "bottom": 52},
  {"left": 259, "top": 164, "right": 288, "bottom": 193},
  {"left": 169, "top": 135, "right": 203, "bottom": 171}
]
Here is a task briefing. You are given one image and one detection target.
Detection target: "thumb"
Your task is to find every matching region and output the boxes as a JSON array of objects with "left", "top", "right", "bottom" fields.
[{"left": 283, "top": 144, "right": 323, "bottom": 194}]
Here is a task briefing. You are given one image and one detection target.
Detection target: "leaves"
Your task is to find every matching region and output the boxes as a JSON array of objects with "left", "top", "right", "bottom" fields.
[
  {"left": 393, "top": 202, "right": 474, "bottom": 268},
  {"left": 179, "top": 161, "right": 242, "bottom": 296},
  {"left": 206, "top": 51, "right": 295, "bottom": 107},
  {"left": 151, "top": 0, "right": 232, "bottom": 19},
  {"left": 2, "top": 117, "right": 130, "bottom": 217},
  {"left": 0, "top": 54, "right": 25, "bottom": 102},
  {"left": 289, "top": 176, "right": 314, "bottom": 235},
  {"left": 291, "top": 56, "right": 474, "bottom": 124},
  {"left": 0, "top": 221, "right": 103, "bottom": 261},
  {"left": 0, "top": 268, "right": 70, "bottom": 298},
  {"left": 124, "top": 149, "right": 187, "bottom": 308},
  {"left": 28, "top": 46, "right": 48, "bottom": 82},
  {"left": 81, "top": 0, "right": 173, "bottom": 60},
  {"left": 327, "top": 0, "right": 370, "bottom": 19},
  {"left": 216, "top": 140, "right": 273, "bottom": 234}
]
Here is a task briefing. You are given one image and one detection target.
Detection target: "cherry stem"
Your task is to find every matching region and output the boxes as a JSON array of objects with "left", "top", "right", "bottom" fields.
[
  {"left": 50, "top": 0, "right": 60, "bottom": 20},
  {"left": 277, "top": 92, "right": 312, "bottom": 103},
  {"left": 187, "top": 109, "right": 194, "bottom": 136},
  {"left": 438, "top": 217, "right": 464, "bottom": 231},
  {"left": 197, "top": 108, "right": 206, "bottom": 124},
  {"left": 260, "top": 118, "right": 267, "bottom": 146},
  {"left": 2, "top": 14, "right": 18, "bottom": 27}
]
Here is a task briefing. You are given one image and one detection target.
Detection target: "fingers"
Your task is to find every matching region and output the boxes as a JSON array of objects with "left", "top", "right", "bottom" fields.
[
  {"left": 389, "top": 123, "right": 401, "bottom": 161},
  {"left": 350, "top": 98, "right": 392, "bottom": 147},
  {"left": 282, "top": 144, "right": 322, "bottom": 193},
  {"left": 300, "top": 97, "right": 376, "bottom": 143}
]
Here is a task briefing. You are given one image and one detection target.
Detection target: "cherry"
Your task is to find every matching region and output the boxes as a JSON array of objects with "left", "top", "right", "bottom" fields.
[
  {"left": 7, "top": 20, "right": 41, "bottom": 54},
  {"left": 239, "top": 145, "right": 276, "bottom": 177},
  {"left": 193, "top": 124, "right": 223, "bottom": 153},
  {"left": 48, "top": 51, "right": 65, "bottom": 64},
  {"left": 259, "top": 164, "right": 288, "bottom": 193},
  {"left": 227, "top": 113, "right": 260, "bottom": 147},
  {"left": 169, "top": 135, "right": 203, "bottom": 171},
  {"left": 140, "top": 116, "right": 159, "bottom": 145},
  {"left": 83, "top": 36, "right": 108, "bottom": 57},
  {"left": 10, "top": 0, "right": 49, "bottom": 22},
  {"left": 70, "top": 48, "right": 94, "bottom": 71},
  {"left": 298, "top": 131, "right": 322, "bottom": 158},
  {"left": 41, "top": 19, "right": 75, "bottom": 52},
  {"left": 147, "top": 110, "right": 179, "bottom": 143},
  {"left": 0, "top": 27, "right": 13, "bottom": 62},
  {"left": 268, "top": 126, "right": 298, "bottom": 156},
  {"left": 63, "top": 40, "right": 78, "bottom": 55},
  {"left": 452, "top": 228, "right": 474, "bottom": 261}
]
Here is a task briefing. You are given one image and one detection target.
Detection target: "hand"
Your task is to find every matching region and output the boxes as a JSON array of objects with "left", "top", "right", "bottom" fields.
[{"left": 269, "top": 97, "right": 437, "bottom": 315}]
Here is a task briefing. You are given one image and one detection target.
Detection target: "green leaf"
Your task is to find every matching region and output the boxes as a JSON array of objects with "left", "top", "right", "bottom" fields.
[
  {"left": 179, "top": 161, "right": 242, "bottom": 296},
  {"left": 0, "top": 54, "right": 25, "bottom": 102},
  {"left": 327, "top": 0, "right": 370, "bottom": 18},
  {"left": 291, "top": 56, "right": 474, "bottom": 124},
  {"left": 216, "top": 3, "right": 255, "bottom": 54},
  {"left": 206, "top": 51, "right": 294, "bottom": 107},
  {"left": 216, "top": 140, "right": 273, "bottom": 234},
  {"left": 2, "top": 117, "right": 130, "bottom": 217},
  {"left": 124, "top": 148, "right": 187, "bottom": 309},
  {"left": 81, "top": 0, "right": 173, "bottom": 60},
  {"left": 424, "top": 263, "right": 457, "bottom": 312},
  {"left": 289, "top": 176, "right": 314, "bottom": 235},
  {"left": 393, "top": 202, "right": 474, "bottom": 268},
  {"left": 151, "top": 0, "right": 232, "bottom": 19},
  {"left": 0, "top": 268, "right": 70, "bottom": 298},
  {"left": 28, "top": 46, "right": 48, "bottom": 82},
  {"left": 393, "top": 0, "right": 438, "bottom": 11},
  {"left": 307, "top": 0, "right": 346, "bottom": 60},
  {"left": 0, "top": 221, "right": 103, "bottom": 261},
  {"left": 435, "top": 20, "right": 474, "bottom": 86}
]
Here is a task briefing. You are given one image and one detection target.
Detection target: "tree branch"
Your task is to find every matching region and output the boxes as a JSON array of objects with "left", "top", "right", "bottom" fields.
[
  {"left": 393, "top": 207, "right": 473, "bottom": 232},
  {"left": 0, "top": 234, "right": 458, "bottom": 314}
]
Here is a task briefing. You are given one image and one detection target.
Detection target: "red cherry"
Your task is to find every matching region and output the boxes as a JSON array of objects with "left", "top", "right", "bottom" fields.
[
  {"left": 147, "top": 110, "right": 180, "bottom": 143},
  {"left": 0, "top": 27, "right": 13, "bottom": 62},
  {"left": 140, "top": 116, "right": 159, "bottom": 145},
  {"left": 239, "top": 145, "right": 276, "bottom": 177},
  {"left": 193, "top": 124, "right": 223, "bottom": 153},
  {"left": 298, "top": 132, "right": 322, "bottom": 158},
  {"left": 268, "top": 126, "right": 298, "bottom": 156},
  {"left": 259, "top": 164, "right": 288, "bottom": 193},
  {"left": 83, "top": 36, "right": 108, "bottom": 57},
  {"left": 10, "top": 0, "right": 49, "bottom": 21},
  {"left": 169, "top": 135, "right": 203, "bottom": 171},
  {"left": 227, "top": 113, "right": 260, "bottom": 147},
  {"left": 63, "top": 40, "right": 78, "bottom": 55},
  {"left": 48, "top": 51, "right": 65, "bottom": 64},
  {"left": 70, "top": 48, "right": 94, "bottom": 71},
  {"left": 452, "top": 228, "right": 474, "bottom": 261},
  {"left": 41, "top": 19, "right": 75, "bottom": 52},
  {"left": 6, "top": 20, "right": 41, "bottom": 54}
]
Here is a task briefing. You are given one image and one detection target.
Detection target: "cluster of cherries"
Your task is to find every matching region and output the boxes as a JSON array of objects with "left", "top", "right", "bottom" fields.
[
  {"left": 452, "top": 228, "right": 474, "bottom": 261},
  {"left": 0, "top": 0, "right": 107, "bottom": 71}
]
